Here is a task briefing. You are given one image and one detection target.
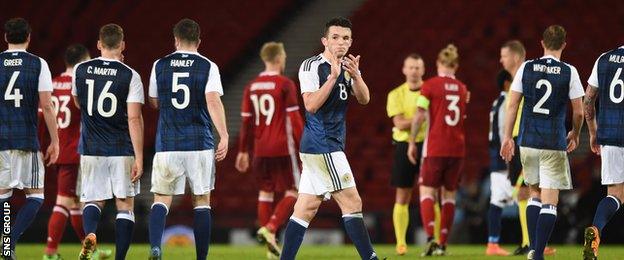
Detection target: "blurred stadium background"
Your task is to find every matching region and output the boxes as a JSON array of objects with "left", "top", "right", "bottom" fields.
[{"left": 2, "top": 0, "right": 624, "bottom": 248}]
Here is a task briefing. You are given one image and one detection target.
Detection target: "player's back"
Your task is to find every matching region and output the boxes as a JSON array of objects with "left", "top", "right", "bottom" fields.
[
  {"left": 422, "top": 76, "right": 468, "bottom": 157},
  {"left": 151, "top": 51, "right": 221, "bottom": 152},
  {"left": 243, "top": 72, "right": 298, "bottom": 157},
  {"left": 590, "top": 47, "right": 624, "bottom": 146},
  {"left": 0, "top": 50, "right": 49, "bottom": 151},
  {"left": 52, "top": 73, "right": 80, "bottom": 163},
  {"left": 299, "top": 54, "right": 352, "bottom": 154},
  {"left": 516, "top": 56, "right": 580, "bottom": 150},
  {"left": 73, "top": 57, "right": 142, "bottom": 156}
]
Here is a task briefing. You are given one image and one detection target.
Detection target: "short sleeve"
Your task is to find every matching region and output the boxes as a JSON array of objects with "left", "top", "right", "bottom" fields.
[
  {"left": 38, "top": 58, "right": 53, "bottom": 92},
  {"left": 71, "top": 64, "right": 78, "bottom": 96},
  {"left": 285, "top": 79, "right": 300, "bottom": 111},
  {"left": 298, "top": 62, "right": 320, "bottom": 93},
  {"left": 148, "top": 60, "right": 158, "bottom": 98},
  {"left": 205, "top": 61, "right": 224, "bottom": 95},
  {"left": 510, "top": 62, "right": 527, "bottom": 94},
  {"left": 386, "top": 89, "right": 402, "bottom": 118},
  {"left": 569, "top": 66, "right": 585, "bottom": 99},
  {"left": 127, "top": 70, "right": 145, "bottom": 104},
  {"left": 587, "top": 56, "right": 601, "bottom": 88}
]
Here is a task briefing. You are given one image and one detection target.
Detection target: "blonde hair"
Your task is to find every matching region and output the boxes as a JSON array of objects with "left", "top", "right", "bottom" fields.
[
  {"left": 437, "top": 44, "right": 459, "bottom": 69},
  {"left": 502, "top": 40, "right": 526, "bottom": 59},
  {"left": 260, "top": 42, "right": 285, "bottom": 63}
]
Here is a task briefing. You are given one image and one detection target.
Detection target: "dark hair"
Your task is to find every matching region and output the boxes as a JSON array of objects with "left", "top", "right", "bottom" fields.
[
  {"left": 501, "top": 40, "right": 526, "bottom": 59},
  {"left": 174, "top": 18, "right": 200, "bottom": 44},
  {"left": 323, "top": 17, "right": 352, "bottom": 36},
  {"left": 405, "top": 53, "right": 423, "bottom": 60},
  {"left": 99, "top": 24, "right": 124, "bottom": 49},
  {"left": 542, "top": 25, "right": 566, "bottom": 50},
  {"left": 496, "top": 70, "right": 512, "bottom": 90},
  {"left": 65, "top": 44, "right": 89, "bottom": 67},
  {"left": 4, "top": 18, "right": 31, "bottom": 44}
]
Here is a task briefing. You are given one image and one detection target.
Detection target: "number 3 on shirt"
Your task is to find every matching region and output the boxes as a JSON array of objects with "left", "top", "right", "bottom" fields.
[{"left": 445, "top": 94, "right": 460, "bottom": 126}]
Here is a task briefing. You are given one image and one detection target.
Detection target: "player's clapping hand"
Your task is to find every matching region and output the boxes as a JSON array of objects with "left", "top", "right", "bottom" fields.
[
  {"left": 500, "top": 137, "right": 515, "bottom": 162},
  {"left": 216, "top": 138, "right": 228, "bottom": 162},
  {"left": 44, "top": 140, "right": 59, "bottom": 166},
  {"left": 328, "top": 52, "right": 341, "bottom": 79},
  {"left": 407, "top": 142, "right": 418, "bottom": 165},
  {"left": 235, "top": 152, "right": 249, "bottom": 172},
  {"left": 589, "top": 134, "right": 601, "bottom": 155},
  {"left": 342, "top": 54, "right": 361, "bottom": 79},
  {"left": 566, "top": 131, "right": 579, "bottom": 153},
  {"left": 131, "top": 159, "right": 143, "bottom": 182}
]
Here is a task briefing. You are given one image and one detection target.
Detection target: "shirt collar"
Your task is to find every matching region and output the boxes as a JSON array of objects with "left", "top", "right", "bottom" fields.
[
  {"left": 259, "top": 71, "right": 279, "bottom": 76},
  {"left": 175, "top": 50, "right": 199, "bottom": 55},
  {"left": 319, "top": 53, "right": 330, "bottom": 63},
  {"left": 438, "top": 73, "right": 456, "bottom": 79},
  {"left": 540, "top": 54, "right": 560, "bottom": 62},
  {"left": 97, "top": 56, "right": 120, "bottom": 62},
  {"left": 4, "top": 49, "right": 27, "bottom": 53}
]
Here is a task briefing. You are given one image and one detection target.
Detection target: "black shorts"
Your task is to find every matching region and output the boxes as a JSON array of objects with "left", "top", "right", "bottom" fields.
[
  {"left": 508, "top": 137, "right": 524, "bottom": 185},
  {"left": 391, "top": 141, "right": 423, "bottom": 188}
]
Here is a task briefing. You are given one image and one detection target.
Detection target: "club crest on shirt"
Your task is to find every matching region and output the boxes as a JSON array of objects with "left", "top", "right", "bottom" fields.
[
  {"left": 344, "top": 71, "right": 351, "bottom": 82},
  {"left": 342, "top": 173, "right": 351, "bottom": 183}
]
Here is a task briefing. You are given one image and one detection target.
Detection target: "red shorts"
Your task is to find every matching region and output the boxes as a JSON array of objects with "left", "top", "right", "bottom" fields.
[
  {"left": 253, "top": 156, "right": 299, "bottom": 192},
  {"left": 48, "top": 164, "right": 79, "bottom": 198},
  {"left": 419, "top": 157, "right": 464, "bottom": 191}
]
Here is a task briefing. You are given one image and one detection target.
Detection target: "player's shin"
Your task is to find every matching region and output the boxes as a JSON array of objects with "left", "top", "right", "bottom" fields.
[
  {"left": 193, "top": 206, "right": 212, "bottom": 260},
  {"left": 149, "top": 202, "right": 169, "bottom": 252},
  {"left": 266, "top": 193, "right": 297, "bottom": 232},
  {"left": 69, "top": 208, "right": 85, "bottom": 240},
  {"left": 45, "top": 205, "right": 70, "bottom": 255},
  {"left": 439, "top": 199, "right": 455, "bottom": 246},
  {"left": 343, "top": 212, "right": 377, "bottom": 260},
  {"left": 592, "top": 195, "right": 621, "bottom": 234},
  {"left": 281, "top": 216, "right": 309, "bottom": 260},
  {"left": 419, "top": 196, "right": 435, "bottom": 239},
  {"left": 534, "top": 204, "right": 557, "bottom": 259},
  {"left": 10, "top": 193, "right": 43, "bottom": 249},
  {"left": 115, "top": 210, "right": 135, "bottom": 259},
  {"left": 526, "top": 198, "right": 542, "bottom": 250},
  {"left": 487, "top": 204, "right": 503, "bottom": 244},
  {"left": 82, "top": 203, "right": 101, "bottom": 235}
]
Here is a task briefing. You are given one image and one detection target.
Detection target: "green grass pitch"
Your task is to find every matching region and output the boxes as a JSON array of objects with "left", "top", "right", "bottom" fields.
[{"left": 16, "top": 244, "right": 624, "bottom": 259}]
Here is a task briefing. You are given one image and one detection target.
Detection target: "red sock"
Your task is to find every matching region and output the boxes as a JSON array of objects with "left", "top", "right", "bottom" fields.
[
  {"left": 45, "top": 205, "right": 69, "bottom": 255},
  {"left": 258, "top": 198, "right": 273, "bottom": 226},
  {"left": 440, "top": 200, "right": 456, "bottom": 246},
  {"left": 266, "top": 195, "right": 297, "bottom": 233},
  {"left": 420, "top": 196, "right": 435, "bottom": 238},
  {"left": 70, "top": 208, "right": 85, "bottom": 241}
]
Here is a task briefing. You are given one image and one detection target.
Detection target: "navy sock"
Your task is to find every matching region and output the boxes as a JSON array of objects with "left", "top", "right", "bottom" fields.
[
  {"left": 10, "top": 195, "right": 43, "bottom": 249},
  {"left": 281, "top": 217, "right": 308, "bottom": 260},
  {"left": 82, "top": 204, "right": 101, "bottom": 235},
  {"left": 526, "top": 198, "right": 541, "bottom": 250},
  {"left": 115, "top": 210, "right": 135, "bottom": 260},
  {"left": 193, "top": 206, "right": 212, "bottom": 260},
  {"left": 487, "top": 204, "right": 503, "bottom": 243},
  {"left": 533, "top": 204, "right": 556, "bottom": 260},
  {"left": 343, "top": 213, "right": 377, "bottom": 260},
  {"left": 592, "top": 195, "right": 621, "bottom": 234},
  {"left": 148, "top": 203, "right": 168, "bottom": 251}
]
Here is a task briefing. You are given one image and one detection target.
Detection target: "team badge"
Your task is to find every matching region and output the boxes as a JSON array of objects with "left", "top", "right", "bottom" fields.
[
  {"left": 342, "top": 173, "right": 351, "bottom": 183},
  {"left": 344, "top": 71, "right": 351, "bottom": 82}
]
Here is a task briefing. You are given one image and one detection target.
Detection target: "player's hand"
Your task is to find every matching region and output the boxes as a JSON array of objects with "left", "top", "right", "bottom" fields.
[
  {"left": 215, "top": 138, "right": 228, "bottom": 162},
  {"left": 342, "top": 54, "right": 361, "bottom": 80},
  {"left": 131, "top": 159, "right": 143, "bottom": 182},
  {"left": 44, "top": 140, "right": 59, "bottom": 166},
  {"left": 589, "top": 134, "right": 601, "bottom": 155},
  {"left": 235, "top": 152, "right": 250, "bottom": 172},
  {"left": 500, "top": 137, "right": 515, "bottom": 162},
  {"left": 566, "top": 131, "right": 579, "bottom": 153},
  {"left": 407, "top": 142, "right": 418, "bottom": 165},
  {"left": 328, "top": 52, "right": 341, "bottom": 79}
]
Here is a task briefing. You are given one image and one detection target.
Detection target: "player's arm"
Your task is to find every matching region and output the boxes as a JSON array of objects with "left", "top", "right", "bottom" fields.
[
  {"left": 566, "top": 67, "right": 585, "bottom": 153},
  {"left": 127, "top": 70, "right": 145, "bottom": 182},
  {"left": 343, "top": 54, "right": 370, "bottom": 105},
  {"left": 285, "top": 79, "right": 304, "bottom": 144},
  {"left": 500, "top": 62, "right": 526, "bottom": 161},
  {"left": 236, "top": 86, "right": 253, "bottom": 172},
  {"left": 407, "top": 96, "right": 429, "bottom": 164},
  {"left": 38, "top": 59, "right": 59, "bottom": 165},
  {"left": 584, "top": 58, "right": 601, "bottom": 154},
  {"left": 301, "top": 55, "right": 340, "bottom": 113},
  {"left": 206, "top": 62, "right": 228, "bottom": 161},
  {"left": 148, "top": 61, "right": 159, "bottom": 109},
  {"left": 392, "top": 115, "right": 412, "bottom": 130}
]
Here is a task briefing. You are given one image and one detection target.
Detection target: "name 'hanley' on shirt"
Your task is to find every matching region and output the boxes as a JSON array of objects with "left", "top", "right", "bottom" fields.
[
  {"left": 533, "top": 64, "right": 561, "bottom": 74},
  {"left": 170, "top": 59, "right": 194, "bottom": 67},
  {"left": 87, "top": 66, "right": 117, "bottom": 76}
]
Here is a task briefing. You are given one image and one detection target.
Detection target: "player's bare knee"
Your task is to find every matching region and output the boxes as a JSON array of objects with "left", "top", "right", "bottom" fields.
[
  {"left": 0, "top": 189, "right": 12, "bottom": 196},
  {"left": 115, "top": 197, "right": 134, "bottom": 211},
  {"left": 192, "top": 194, "right": 210, "bottom": 207},
  {"left": 24, "top": 188, "right": 43, "bottom": 195},
  {"left": 395, "top": 188, "right": 412, "bottom": 204},
  {"left": 153, "top": 194, "right": 173, "bottom": 207}
]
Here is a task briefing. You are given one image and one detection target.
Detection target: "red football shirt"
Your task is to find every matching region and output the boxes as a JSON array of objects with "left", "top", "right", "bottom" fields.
[
  {"left": 40, "top": 73, "right": 80, "bottom": 164},
  {"left": 420, "top": 75, "right": 468, "bottom": 158},
  {"left": 239, "top": 72, "right": 302, "bottom": 157}
]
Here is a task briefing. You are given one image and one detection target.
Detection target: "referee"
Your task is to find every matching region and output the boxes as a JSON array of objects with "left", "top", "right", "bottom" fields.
[{"left": 386, "top": 53, "right": 429, "bottom": 256}]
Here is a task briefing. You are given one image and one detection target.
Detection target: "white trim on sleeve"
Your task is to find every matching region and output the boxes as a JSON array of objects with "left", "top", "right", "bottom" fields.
[
  {"left": 148, "top": 60, "right": 159, "bottom": 98},
  {"left": 37, "top": 58, "right": 53, "bottom": 92},
  {"left": 127, "top": 69, "right": 145, "bottom": 104},
  {"left": 510, "top": 62, "right": 527, "bottom": 93},
  {"left": 205, "top": 61, "right": 224, "bottom": 96}
]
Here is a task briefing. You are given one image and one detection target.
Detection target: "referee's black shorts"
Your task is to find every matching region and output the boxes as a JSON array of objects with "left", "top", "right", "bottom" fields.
[
  {"left": 391, "top": 141, "right": 423, "bottom": 188},
  {"left": 508, "top": 137, "right": 524, "bottom": 185}
]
